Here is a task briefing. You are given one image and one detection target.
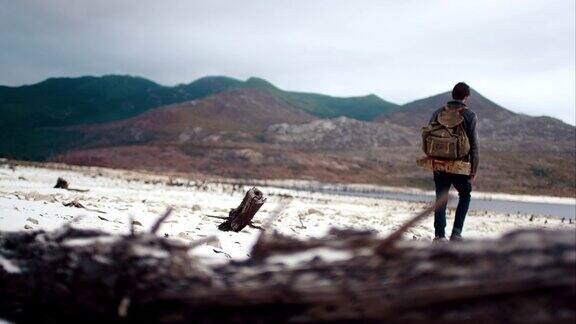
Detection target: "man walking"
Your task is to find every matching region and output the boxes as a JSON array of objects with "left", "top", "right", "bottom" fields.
[{"left": 428, "top": 82, "right": 479, "bottom": 241}]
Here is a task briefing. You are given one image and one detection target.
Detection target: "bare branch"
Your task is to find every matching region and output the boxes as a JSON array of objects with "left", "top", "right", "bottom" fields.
[
  {"left": 1, "top": 226, "right": 572, "bottom": 323},
  {"left": 262, "top": 198, "right": 292, "bottom": 229},
  {"left": 376, "top": 192, "right": 450, "bottom": 253},
  {"left": 251, "top": 198, "right": 293, "bottom": 255},
  {"left": 205, "top": 215, "right": 229, "bottom": 220},
  {"left": 247, "top": 222, "right": 265, "bottom": 231},
  {"left": 129, "top": 216, "right": 135, "bottom": 236},
  {"left": 149, "top": 207, "right": 174, "bottom": 234}
]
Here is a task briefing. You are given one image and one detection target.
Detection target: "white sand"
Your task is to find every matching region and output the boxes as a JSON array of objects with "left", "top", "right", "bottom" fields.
[{"left": 0, "top": 163, "right": 573, "bottom": 265}]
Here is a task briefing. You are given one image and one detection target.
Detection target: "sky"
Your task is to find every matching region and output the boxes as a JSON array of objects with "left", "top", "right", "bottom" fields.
[{"left": 0, "top": 0, "right": 574, "bottom": 124}]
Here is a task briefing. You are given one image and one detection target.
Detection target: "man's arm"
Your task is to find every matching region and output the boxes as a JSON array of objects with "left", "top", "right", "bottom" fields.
[{"left": 468, "top": 114, "right": 479, "bottom": 178}]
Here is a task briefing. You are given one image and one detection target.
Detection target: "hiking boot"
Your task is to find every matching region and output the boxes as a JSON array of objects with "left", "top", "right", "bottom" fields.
[
  {"left": 450, "top": 233, "right": 463, "bottom": 241},
  {"left": 433, "top": 236, "right": 447, "bottom": 243}
]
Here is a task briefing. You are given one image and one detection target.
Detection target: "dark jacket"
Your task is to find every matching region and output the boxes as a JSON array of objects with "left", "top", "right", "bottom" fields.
[{"left": 429, "top": 100, "right": 479, "bottom": 176}]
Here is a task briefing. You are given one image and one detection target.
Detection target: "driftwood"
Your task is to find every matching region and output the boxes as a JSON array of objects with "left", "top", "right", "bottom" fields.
[
  {"left": 0, "top": 217, "right": 574, "bottom": 323},
  {"left": 218, "top": 187, "right": 266, "bottom": 232},
  {"left": 54, "top": 177, "right": 89, "bottom": 192},
  {"left": 62, "top": 200, "right": 85, "bottom": 208},
  {"left": 62, "top": 200, "right": 107, "bottom": 214},
  {"left": 54, "top": 177, "right": 70, "bottom": 189},
  {"left": 377, "top": 192, "right": 448, "bottom": 252}
]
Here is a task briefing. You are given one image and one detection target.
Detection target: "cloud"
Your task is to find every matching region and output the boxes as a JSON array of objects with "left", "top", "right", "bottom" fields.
[{"left": 0, "top": 0, "right": 574, "bottom": 124}]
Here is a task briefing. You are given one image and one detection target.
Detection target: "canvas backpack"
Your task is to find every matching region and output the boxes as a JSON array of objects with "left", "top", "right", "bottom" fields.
[{"left": 421, "top": 107, "right": 470, "bottom": 160}]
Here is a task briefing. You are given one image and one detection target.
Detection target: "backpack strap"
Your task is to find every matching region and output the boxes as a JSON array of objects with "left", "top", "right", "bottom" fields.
[{"left": 455, "top": 107, "right": 470, "bottom": 135}]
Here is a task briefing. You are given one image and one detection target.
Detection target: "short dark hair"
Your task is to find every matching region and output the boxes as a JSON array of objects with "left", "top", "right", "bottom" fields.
[{"left": 452, "top": 82, "right": 470, "bottom": 100}]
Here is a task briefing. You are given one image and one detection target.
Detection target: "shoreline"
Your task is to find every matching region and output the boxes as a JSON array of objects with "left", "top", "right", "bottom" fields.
[
  {"left": 1, "top": 161, "right": 574, "bottom": 265},
  {"left": 2, "top": 159, "right": 575, "bottom": 205},
  {"left": 241, "top": 178, "right": 576, "bottom": 205}
]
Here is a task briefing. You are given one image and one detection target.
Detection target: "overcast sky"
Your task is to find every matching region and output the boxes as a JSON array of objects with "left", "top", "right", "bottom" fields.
[{"left": 1, "top": 0, "right": 574, "bottom": 124}]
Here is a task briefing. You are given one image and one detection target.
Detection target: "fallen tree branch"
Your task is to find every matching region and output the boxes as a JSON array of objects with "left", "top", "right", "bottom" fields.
[
  {"left": 54, "top": 177, "right": 89, "bottom": 192},
  {"left": 0, "top": 198, "right": 574, "bottom": 323},
  {"left": 62, "top": 200, "right": 107, "bottom": 214},
  {"left": 0, "top": 222, "right": 573, "bottom": 323},
  {"left": 376, "top": 192, "right": 449, "bottom": 253},
  {"left": 207, "top": 215, "right": 266, "bottom": 231},
  {"left": 149, "top": 207, "right": 173, "bottom": 234},
  {"left": 205, "top": 215, "right": 229, "bottom": 220},
  {"left": 247, "top": 223, "right": 265, "bottom": 231}
]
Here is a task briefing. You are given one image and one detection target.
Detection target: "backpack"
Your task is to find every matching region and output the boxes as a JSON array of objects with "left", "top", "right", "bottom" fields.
[{"left": 421, "top": 107, "right": 470, "bottom": 160}]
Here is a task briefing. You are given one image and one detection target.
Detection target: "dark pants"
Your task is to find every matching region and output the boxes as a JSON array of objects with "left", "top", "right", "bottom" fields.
[{"left": 433, "top": 171, "right": 472, "bottom": 238}]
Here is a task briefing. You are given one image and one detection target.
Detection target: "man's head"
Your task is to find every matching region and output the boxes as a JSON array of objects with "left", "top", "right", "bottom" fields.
[{"left": 452, "top": 82, "right": 470, "bottom": 102}]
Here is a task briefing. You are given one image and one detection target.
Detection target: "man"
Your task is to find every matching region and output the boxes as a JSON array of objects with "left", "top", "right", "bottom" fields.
[{"left": 429, "top": 82, "right": 479, "bottom": 242}]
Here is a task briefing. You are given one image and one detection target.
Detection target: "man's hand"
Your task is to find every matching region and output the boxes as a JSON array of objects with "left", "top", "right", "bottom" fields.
[{"left": 470, "top": 173, "right": 477, "bottom": 183}]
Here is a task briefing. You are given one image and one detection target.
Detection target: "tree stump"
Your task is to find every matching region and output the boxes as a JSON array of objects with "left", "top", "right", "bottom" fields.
[
  {"left": 218, "top": 187, "right": 266, "bottom": 232},
  {"left": 53, "top": 177, "right": 69, "bottom": 189}
]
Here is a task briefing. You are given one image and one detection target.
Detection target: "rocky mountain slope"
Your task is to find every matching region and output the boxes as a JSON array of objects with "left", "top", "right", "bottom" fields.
[
  {"left": 75, "top": 88, "right": 316, "bottom": 146},
  {"left": 49, "top": 85, "right": 575, "bottom": 197},
  {"left": 264, "top": 117, "right": 417, "bottom": 149},
  {"left": 376, "top": 89, "right": 575, "bottom": 195},
  {"left": 380, "top": 90, "right": 575, "bottom": 151},
  {"left": 0, "top": 75, "right": 397, "bottom": 160},
  {"left": 0, "top": 75, "right": 574, "bottom": 196}
]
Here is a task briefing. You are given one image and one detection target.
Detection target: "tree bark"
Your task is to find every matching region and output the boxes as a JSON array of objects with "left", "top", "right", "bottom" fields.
[
  {"left": 0, "top": 224, "right": 574, "bottom": 323},
  {"left": 218, "top": 187, "right": 266, "bottom": 232},
  {"left": 54, "top": 177, "right": 69, "bottom": 189}
]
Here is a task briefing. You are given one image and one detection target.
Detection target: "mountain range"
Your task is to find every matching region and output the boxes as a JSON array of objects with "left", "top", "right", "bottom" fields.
[{"left": 1, "top": 75, "right": 574, "bottom": 196}]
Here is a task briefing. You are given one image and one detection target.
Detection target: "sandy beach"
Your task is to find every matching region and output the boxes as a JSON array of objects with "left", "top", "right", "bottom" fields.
[{"left": 0, "top": 162, "right": 573, "bottom": 264}]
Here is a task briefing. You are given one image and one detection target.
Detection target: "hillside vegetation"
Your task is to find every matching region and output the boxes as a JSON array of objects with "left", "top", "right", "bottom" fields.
[
  {"left": 1, "top": 74, "right": 574, "bottom": 196},
  {"left": 0, "top": 75, "right": 398, "bottom": 159}
]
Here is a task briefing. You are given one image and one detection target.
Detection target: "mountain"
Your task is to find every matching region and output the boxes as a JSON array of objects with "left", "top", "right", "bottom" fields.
[
  {"left": 264, "top": 117, "right": 417, "bottom": 149},
  {"left": 378, "top": 89, "right": 517, "bottom": 127},
  {"left": 0, "top": 74, "right": 398, "bottom": 160},
  {"left": 379, "top": 89, "right": 575, "bottom": 152},
  {"left": 0, "top": 75, "right": 573, "bottom": 196},
  {"left": 0, "top": 75, "right": 251, "bottom": 131},
  {"left": 0, "top": 75, "right": 188, "bottom": 160},
  {"left": 0, "top": 74, "right": 397, "bottom": 130},
  {"left": 0, "top": 75, "right": 162, "bottom": 128},
  {"left": 48, "top": 85, "right": 575, "bottom": 196},
  {"left": 241, "top": 77, "right": 398, "bottom": 121},
  {"left": 376, "top": 89, "right": 575, "bottom": 195},
  {"left": 75, "top": 88, "right": 316, "bottom": 146}
]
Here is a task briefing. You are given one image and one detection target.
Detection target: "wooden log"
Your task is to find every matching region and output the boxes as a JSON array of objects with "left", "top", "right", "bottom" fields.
[
  {"left": 218, "top": 187, "right": 266, "bottom": 232},
  {"left": 0, "top": 224, "right": 574, "bottom": 323},
  {"left": 53, "top": 177, "right": 89, "bottom": 192},
  {"left": 54, "top": 177, "right": 69, "bottom": 189}
]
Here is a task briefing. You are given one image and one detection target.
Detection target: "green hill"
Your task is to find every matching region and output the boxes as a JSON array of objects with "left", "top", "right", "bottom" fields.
[
  {"left": 242, "top": 77, "right": 398, "bottom": 121},
  {"left": 0, "top": 75, "right": 160, "bottom": 128},
  {"left": 0, "top": 74, "right": 398, "bottom": 160},
  {"left": 0, "top": 75, "right": 237, "bottom": 129},
  {"left": 0, "top": 74, "right": 397, "bottom": 129}
]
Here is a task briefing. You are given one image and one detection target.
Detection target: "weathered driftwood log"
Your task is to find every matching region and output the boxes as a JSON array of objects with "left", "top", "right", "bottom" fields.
[
  {"left": 54, "top": 177, "right": 69, "bottom": 189},
  {"left": 0, "top": 223, "right": 574, "bottom": 323},
  {"left": 218, "top": 187, "right": 266, "bottom": 232},
  {"left": 53, "top": 177, "right": 89, "bottom": 192}
]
